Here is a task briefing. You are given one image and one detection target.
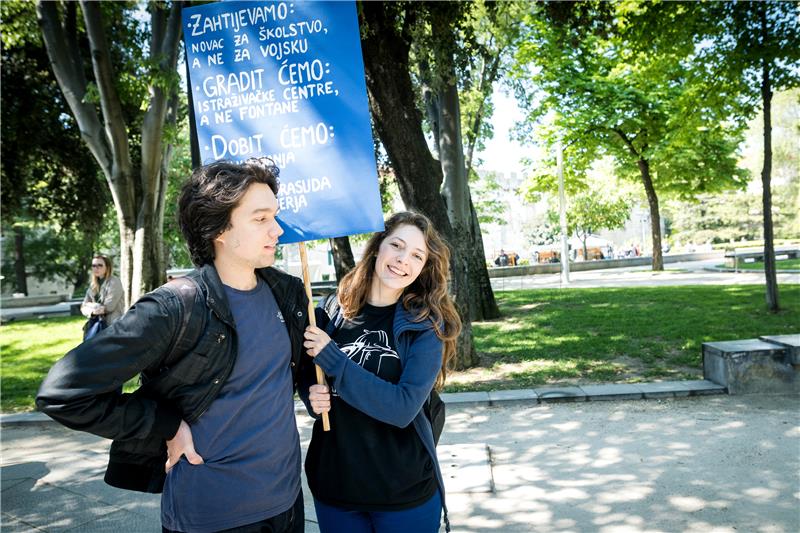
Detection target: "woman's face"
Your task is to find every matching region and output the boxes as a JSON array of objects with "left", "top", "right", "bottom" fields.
[
  {"left": 91, "top": 258, "right": 107, "bottom": 278},
  {"left": 373, "top": 224, "right": 428, "bottom": 296}
]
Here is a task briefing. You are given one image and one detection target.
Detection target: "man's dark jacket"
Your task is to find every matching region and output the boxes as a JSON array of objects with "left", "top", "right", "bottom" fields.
[{"left": 36, "top": 264, "right": 310, "bottom": 493}]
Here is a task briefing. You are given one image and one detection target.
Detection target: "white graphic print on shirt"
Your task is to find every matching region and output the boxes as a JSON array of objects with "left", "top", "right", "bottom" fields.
[{"left": 331, "top": 329, "right": 400, "bottom": 396}]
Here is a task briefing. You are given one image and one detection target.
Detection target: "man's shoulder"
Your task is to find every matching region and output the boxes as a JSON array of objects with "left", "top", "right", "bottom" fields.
[{"left": 143, "top": 273, "right": 203, "bottom": 311}]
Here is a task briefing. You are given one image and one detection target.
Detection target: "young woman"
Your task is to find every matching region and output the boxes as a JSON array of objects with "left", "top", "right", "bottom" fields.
[
  {"left": 300, "top": 211, "right": 461, "bottom": 533},
  {"left": 80, "top": 254, "right": 125, "bottom": 327}
]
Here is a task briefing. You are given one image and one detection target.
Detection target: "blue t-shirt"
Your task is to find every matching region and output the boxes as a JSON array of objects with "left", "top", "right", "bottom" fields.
[{"left": 161, "top": 277, "right": 301, "bottom": 532}]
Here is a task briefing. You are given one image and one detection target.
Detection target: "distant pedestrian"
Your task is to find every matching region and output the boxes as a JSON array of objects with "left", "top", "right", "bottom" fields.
[
  {"left": 494, "top": 249, "right": 509, "bottom": 267},
  {"left": 80, "top": 254, "right": 124, "bottom": 339}
]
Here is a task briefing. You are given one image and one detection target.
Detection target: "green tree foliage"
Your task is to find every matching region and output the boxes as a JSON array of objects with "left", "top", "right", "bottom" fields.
[
  {"left": 566, "top": 193, "right": 631, "bottom": 259},
  {"left": 457, "top": 0, "right": 526, "bottom": 175},
  {"left": 1, "top": 0, "right": 109, "bottom": 295},
  {"left": 622, "top": 1, "right": 800, "bottom": 310},
  {"left": 36, "top": 0, "right": 183, "bottom": 305},
  {"left": 470, "top": 170, "right": 507, "bottom": 226},
  {"left": 665, "top": 89, "right": 800, "bottom": 247},
  {"left": 512, "top": 1, "right": 749, "bottom": 271}
]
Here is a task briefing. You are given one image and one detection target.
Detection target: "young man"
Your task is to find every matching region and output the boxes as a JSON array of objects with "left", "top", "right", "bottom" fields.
[{"left": 37, "top": 159, "right": 310, "bottom": 533}]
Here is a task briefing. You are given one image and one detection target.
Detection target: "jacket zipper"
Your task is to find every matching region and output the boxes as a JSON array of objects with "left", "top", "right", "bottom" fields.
[{"left": 187, "top": 324, "right": 236, "bottom": 423}]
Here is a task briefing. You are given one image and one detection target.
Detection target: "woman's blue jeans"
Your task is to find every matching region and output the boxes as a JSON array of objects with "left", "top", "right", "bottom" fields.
[{"left": 313, "top": 490, "right": 441, "bottom": 533}]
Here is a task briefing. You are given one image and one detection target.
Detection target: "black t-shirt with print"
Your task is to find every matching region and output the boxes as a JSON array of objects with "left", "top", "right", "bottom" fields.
[{"left": 304, "top": 303, "right": 437, "bottom": 511}]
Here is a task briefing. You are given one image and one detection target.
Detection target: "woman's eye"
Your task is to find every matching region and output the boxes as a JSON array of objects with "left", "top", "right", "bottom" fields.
[{"left": 390, "top": 242, "right": 400, "bottom": 248}]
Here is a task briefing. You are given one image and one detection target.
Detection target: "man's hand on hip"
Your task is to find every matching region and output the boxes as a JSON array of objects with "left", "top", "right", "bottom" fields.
[{"left": 165, "top": 420, "right": 204, "bottom": 472}]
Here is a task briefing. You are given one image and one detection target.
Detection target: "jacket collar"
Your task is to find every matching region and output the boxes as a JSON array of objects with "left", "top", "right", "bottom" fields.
[
  {"left": 393, "top": 301, "right": 436, "bottom": 335},
  {"left": 197, "top": 264, "right": 234, "bottom": 326},
  {"left": 197, "top": 263, "right": 299, "bottom": 327}
]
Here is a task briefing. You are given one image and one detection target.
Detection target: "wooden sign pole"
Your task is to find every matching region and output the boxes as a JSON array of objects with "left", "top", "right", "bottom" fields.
[{"left": 298, "top": 242, "right": 331, "bottom": 431}]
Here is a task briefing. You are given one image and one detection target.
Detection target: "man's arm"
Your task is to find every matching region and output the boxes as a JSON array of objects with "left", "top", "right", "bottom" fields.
[{"left": 36, "top": 290, "right": 183, "bottom": 442}]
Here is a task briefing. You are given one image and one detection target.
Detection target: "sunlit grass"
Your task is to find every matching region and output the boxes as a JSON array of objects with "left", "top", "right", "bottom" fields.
[
  {"left": 1, "top": 316, "right": 137, "bottom": 412},
  {"left": 715, "top": 258, "right": 800, "bottom": 271},
  {"left": 2, "top": 284, "right": 798, "bottom": 409},
  {"left": 452, "top": 284, "right": 800, "bottom": 392},
  {"left": 1, "top": 316, "right": 85, "bottom": 412}
]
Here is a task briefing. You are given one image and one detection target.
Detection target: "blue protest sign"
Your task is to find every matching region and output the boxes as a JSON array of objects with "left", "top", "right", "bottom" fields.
[{"left": 182, "top": 1, "right": 384, "bottom": 243}]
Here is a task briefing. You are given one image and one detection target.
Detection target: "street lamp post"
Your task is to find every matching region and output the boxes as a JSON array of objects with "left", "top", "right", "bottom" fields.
[{"left": 557, "top": 139, "right": 570, "bottom": 285}]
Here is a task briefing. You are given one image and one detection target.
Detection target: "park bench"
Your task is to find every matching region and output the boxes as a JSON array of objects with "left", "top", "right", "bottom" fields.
[
  {"left": 310, "top": 279, "right": 337, "bottom": 296},
  {"left": 703, "top": 334, "right": 800, "bottom": 394},
  {"left": 724, "top": 245, "right": 800, "bottom": 271}
]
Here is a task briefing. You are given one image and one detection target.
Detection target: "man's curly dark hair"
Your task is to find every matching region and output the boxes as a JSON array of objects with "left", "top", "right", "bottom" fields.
[{"left": 178, "top": 158, "right": 280, "bottom": 266}]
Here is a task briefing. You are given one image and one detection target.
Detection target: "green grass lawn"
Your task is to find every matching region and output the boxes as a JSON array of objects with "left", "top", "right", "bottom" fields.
[
  {"left": 716, "top": 258, "right": 800, "bottom": 270},
  {"left": 2, "top": 284, "right": 799, "bottom": 410},
  {"left": 1, "top": 316, "right": 85, "bottom": 412},
  {"left": 1, "top": 316, "right": 138, "bottom": 412},
  {"left": 449, "top": 284, "right": 800, "bottom": 391}
]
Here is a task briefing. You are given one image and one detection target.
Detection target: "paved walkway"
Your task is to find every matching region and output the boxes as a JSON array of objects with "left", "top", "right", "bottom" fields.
[
  {"left": 3, "top": 384, "right": 799, "bottom": 532},
  {"left": 490, "top": 259, "right": 799, "bottom": 291},
  {"left": 4, "top": 260, "right": 798, "bottom": 322}
]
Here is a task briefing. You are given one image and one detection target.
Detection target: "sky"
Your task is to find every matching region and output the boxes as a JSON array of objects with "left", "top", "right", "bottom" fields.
[{"left": 475, "top": 86, "right": 530, "bottom": 178}]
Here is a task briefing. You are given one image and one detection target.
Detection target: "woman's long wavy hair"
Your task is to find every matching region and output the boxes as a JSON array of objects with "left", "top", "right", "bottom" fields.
[
  {"left": 337, "top": 211, "right": 462, "bottom": 389},
  {"left": 89, "top": 255, "right": 113, "bottom": 297}
]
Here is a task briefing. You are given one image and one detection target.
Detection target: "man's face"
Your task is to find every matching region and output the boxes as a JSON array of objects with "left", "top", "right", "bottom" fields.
[{"left": 214, "top": 183, "right": 283, "bottom": 270}]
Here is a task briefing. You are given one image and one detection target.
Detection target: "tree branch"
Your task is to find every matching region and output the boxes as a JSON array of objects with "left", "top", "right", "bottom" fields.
[
  {"left": 465, "top": 51, "right": 502, "bottom": 175},
  {"left": 36, "top": 0, "right": 112, "bottom": 178},
  {"left": 612, "top": 128, "right": 640, "bottom": 158},
  {"left": 79, "top": 0, "right": 131, "bottom": 179},
  {"left": 141, "top": 1, "right": 183, "bottom": 205}
]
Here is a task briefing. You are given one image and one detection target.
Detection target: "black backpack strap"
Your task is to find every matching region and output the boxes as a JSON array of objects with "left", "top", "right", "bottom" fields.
[
  {"left": 318, "top": 292, "right": 341, "bottom": 335},
  {"left": 160, "top": 276, "right": 202, "bottom": 368}
]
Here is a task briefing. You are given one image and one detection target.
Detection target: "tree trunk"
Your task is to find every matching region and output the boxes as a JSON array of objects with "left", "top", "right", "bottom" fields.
[
  {"left": 360, "top": 2, "right": 477, "bottom": 368},
  {"left": 433, "top": 7, "right": 500, "bottom": 322},
  {"left": 13, "top": 226, "right": 28, "bottom": 295},
  {"left": 637, "top": 158, "right": 664, "bottom": 271},
  {"left": 330, "top": 236, "right": 355, "bottom": 282},
  {"left": 759, "top": 8, "right": 779, "bottom": 312},
  {"left": 581, "top": 232, "right": 589, "bottom": 261},
  {"left": 37, "top": 1, "right": 181, "bottom": 307},
  {"left": 467, "top": 197, "right": 500, "bottom": 320}
]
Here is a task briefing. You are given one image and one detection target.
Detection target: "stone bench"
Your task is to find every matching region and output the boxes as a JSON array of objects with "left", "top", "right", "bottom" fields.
[
  {"left": 724, "top": 246, "right": 800, "bottom": 271},
  {"left": 703, "top": 335, "right": 800, "bottom": 394}
]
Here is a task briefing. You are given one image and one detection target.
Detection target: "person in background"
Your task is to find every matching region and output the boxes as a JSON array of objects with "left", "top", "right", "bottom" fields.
[
  {"left": 81, "top": 254, "right": 125, "bottom": 326},
  {"left": 301, "top": 211, "right": 462, "bottom": 533},
  {"left": 494, "top": 249, "right": 509, "bottom": 267}
]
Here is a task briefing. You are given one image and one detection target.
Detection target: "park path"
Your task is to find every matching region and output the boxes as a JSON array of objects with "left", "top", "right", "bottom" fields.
[
  {"left": 490, "top": 258, "right": 799, "bottom": 291},
  {"left": 3, "top": 393, "right": 799, "bottom": 533}
]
